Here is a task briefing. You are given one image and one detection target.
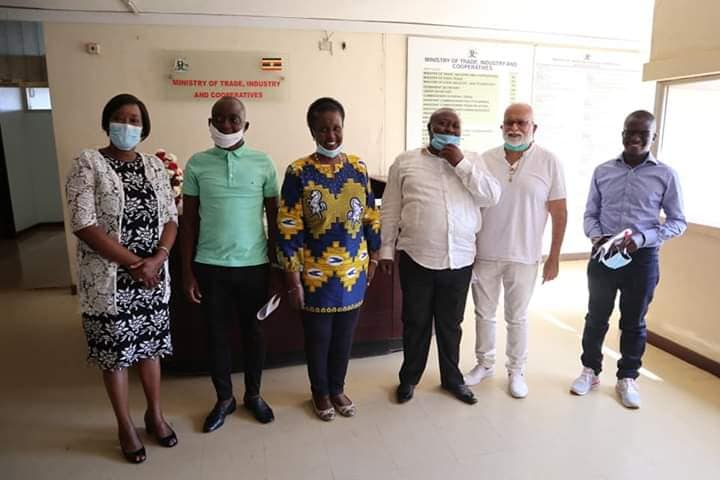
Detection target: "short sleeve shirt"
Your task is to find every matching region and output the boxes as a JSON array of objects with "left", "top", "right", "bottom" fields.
[
  {"left": 476, "top": 144, "right": 566, "bottom": 264},
  {"left": 183, "top": 145, "right": 279, "bottom": 267}
]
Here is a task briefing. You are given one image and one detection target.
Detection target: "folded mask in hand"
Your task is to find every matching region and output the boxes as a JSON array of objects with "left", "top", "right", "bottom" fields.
[{"left": 593, "top": 229, "right": 633, "bottom": 270}]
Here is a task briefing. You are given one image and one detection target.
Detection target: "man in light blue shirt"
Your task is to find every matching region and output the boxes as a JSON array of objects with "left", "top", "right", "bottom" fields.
[{"left": 570, "top": 110, "right": 686, "bottom": 408}]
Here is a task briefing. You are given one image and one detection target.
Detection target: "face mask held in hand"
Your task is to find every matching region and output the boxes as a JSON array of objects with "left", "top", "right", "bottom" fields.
[
  {"left": 599, "top": 250, "right": 632, "bottom": 270},
  {"left": 593, "top": 229, "right": 634, "bottom": 270},
  {"left": 430, "top": 133, "right": 461, "bottom": 151}
]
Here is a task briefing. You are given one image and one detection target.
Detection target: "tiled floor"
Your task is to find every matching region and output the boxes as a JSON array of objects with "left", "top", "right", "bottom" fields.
[
  {"left": 0, "top": 225, "right": 71, "bottom": 291},
  {"left": 0, "top": 250, "right": 718, "bottom": 479}
]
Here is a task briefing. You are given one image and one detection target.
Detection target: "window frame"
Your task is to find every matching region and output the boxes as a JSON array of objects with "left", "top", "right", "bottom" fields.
[{"left": 654, "top": 74, "right": 720, "bottom": 232}]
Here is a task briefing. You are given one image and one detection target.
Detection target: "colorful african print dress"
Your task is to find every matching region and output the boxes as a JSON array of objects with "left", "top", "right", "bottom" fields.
[{"left": 277, "top": 154, "right": 381, "bottom": 313}]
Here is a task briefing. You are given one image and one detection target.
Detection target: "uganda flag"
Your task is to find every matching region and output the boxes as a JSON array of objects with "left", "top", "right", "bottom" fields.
[{"left": 261, "top": 57, "right": 283, "bottom": 71}]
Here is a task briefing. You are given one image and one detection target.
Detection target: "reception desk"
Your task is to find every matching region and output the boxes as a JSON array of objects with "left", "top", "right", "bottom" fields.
[{"left": 163, "top": 177, "right": 402, "bottom": 374}]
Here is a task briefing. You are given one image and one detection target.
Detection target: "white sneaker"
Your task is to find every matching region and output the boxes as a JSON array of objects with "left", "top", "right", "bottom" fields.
[
  {"left": 463, "top": 364, "right": 495, "bottom": 386},
  {"left": 616, "top": 378, "right": 641, "bottom": 409},
  {"left": 570, "top": 367, "right": 599, "bottom": 395},
  {"left": 508, "top": 372, "right": 528, "bottom": 398}
]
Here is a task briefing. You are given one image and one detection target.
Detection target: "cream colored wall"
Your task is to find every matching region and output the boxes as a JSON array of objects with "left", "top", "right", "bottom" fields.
[
  {"left": 642, "top": 0, "right": 720, "bottom": 362},
  {"left": 44, "top": 23, "right": 402, "bottom": 174},
  {"left": 644, "top": 0, "right": 720, "bottom": 80},
  {"left": 649, "top": 226, "right": 720, "bottom": 361},
  {"left": 43, "top": 23, "right": 406, "bottom": 284},
  {"left": 43, "top": 14, "right": 655, "bottom": 292}
]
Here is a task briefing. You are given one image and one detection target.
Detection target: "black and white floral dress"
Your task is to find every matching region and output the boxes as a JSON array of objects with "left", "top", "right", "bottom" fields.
[{"left": 81, "top": 153, "right": 172, "bottom": 370}]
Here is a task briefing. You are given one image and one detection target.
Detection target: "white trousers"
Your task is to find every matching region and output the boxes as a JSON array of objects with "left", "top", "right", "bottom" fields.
[{"left": 471, "top": 260, "right": 539, "bottom": 373}]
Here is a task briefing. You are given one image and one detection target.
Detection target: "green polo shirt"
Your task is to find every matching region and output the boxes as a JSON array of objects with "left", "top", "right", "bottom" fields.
[{"left": 183, "top": 145, "right": 279, "bottom": 267}]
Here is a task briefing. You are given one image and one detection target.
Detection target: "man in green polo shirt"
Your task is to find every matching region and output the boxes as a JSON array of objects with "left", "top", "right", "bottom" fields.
[{"left": 180, "top": 97, "right": 279, "bottom": 431}]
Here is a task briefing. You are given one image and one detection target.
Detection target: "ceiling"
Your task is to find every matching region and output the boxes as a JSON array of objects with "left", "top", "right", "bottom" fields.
[{"left": 0, "top": 1, "right": 655, "bottom": 49}]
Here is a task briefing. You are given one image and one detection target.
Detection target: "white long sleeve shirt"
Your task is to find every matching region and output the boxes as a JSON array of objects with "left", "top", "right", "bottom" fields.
[{"left": 380, "top": 147, "right": 501, "bottom": 270}]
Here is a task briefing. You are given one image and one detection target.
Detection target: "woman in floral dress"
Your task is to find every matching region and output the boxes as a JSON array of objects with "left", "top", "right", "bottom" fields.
[{"left": 66, "top": 94, "right": 178, "bottom": 463}]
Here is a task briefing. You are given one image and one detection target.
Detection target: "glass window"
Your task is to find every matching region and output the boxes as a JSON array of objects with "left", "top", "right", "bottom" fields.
[
  {"left": 0, "top": 87, "right": 24, "bottom": 112},
  {"left": 659, "top": 78, "right": 720, "bottom": 228},
  {"left": 25, "top": 87, "right": 52, "bottom": 110}
]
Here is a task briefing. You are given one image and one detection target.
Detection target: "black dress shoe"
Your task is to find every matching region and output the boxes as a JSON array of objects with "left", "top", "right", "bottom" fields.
[
  {"left": 396, "top": 383, "right": 415, "bottom": 404},
  {"left": 443, "top": 384, "right": 477, "bottom": 405},
  {"left": 244, "top": 395, "right": 275, "bottom": 424},
  {"left": 203, "top": 397, "right": 237, "bottom": 433}
]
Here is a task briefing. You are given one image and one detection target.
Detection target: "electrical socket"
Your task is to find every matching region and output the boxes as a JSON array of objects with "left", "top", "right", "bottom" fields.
[{"left": 318, "top": 39, "right": 333, "bottom": 53}]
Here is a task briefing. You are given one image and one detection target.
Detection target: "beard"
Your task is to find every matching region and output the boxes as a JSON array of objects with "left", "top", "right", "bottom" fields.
[{"left": 503, "top": 130, "right": 533, "bottom": 146}]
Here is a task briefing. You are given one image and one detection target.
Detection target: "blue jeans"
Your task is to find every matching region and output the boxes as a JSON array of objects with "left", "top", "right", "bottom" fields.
[{"left": 581, "top": 247, "right": 660, "bottom": 379}]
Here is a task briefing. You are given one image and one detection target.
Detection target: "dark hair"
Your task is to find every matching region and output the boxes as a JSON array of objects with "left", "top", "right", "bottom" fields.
[
  {"left": 625, "top": 110, "right": 655, "bottom": 125},
  {"left": 101, "top": 93, "right": 151, "bottom": 139},
  {"left": 306, "top": 97, "right": 345, "bottom": 133}
]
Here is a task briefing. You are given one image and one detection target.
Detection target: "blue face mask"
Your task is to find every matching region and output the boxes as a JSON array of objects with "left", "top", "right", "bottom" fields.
[
  {"left": 599, "top": 250, "right": 632, "bottom": 270},
  {"left": 430, "top": 133, "right": 461, "bottom": 151},
  {"left": 504, "top": 142, "right": 530, "bottom": 152},
  {"left": 316, "top": 143, "right": 343, "bottom": 158},
  {"left": 109, "top": 122, "right": 142, "bottom": 151}
]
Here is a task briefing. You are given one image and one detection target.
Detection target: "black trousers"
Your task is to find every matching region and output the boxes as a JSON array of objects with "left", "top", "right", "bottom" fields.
[
  {"left": 302, "top": 309, "right": 361, "bottom": 396},
  {"left": 581, "top": 247, "right": 660, "bottom": 379},
  {"left": 397, "top": 251, "right": 473, "bottom": 387},
  {"left": 194, "top": 262, "right": 269, "bottom": 401}
]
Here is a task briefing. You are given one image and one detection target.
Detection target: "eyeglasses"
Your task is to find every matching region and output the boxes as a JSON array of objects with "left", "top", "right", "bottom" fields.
[
  {"left": 622, "top": 130, "right": 652, "bottom": 138},
  {"left": 503, "top": 119, "right": 531, "bottom": 128}
]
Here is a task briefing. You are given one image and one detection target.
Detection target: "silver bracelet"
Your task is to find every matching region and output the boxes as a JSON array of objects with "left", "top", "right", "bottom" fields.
[
  {"left": 369, "top": 259, "right": 379, "bottom": 265},
  {"left": 157, "top": 245, "right": 170, "bottom": 257}
]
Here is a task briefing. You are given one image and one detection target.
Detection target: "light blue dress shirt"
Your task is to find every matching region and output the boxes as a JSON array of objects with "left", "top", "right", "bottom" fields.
[{"left": 583, "top": 153, "right": 687, "bottom": 248}]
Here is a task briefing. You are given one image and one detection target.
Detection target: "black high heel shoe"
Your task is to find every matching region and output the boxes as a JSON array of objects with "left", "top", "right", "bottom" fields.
[
  {"left": 121, "top": 445, "right": 147, "bottom": 464},
  {"left": 144, "top": 411, "right": 178, "bottom": 448}
]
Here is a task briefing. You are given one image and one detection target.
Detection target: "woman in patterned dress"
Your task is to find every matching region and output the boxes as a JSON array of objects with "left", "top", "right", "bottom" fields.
[
  {"left": 65, "top": 94, "right": 178, "bottom": 463},
  {"left": 277, "top": 97, "right": 381, "bottom": 421}
]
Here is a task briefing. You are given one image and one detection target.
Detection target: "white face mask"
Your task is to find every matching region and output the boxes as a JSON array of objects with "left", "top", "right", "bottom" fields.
[{"left": 209, "top": 123, "right": 244, "bottom": 149}]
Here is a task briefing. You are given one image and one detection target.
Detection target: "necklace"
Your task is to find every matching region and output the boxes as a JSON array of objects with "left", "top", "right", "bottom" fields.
[{"left": 507, "top": 160, "right": 520, "bottom": 183}]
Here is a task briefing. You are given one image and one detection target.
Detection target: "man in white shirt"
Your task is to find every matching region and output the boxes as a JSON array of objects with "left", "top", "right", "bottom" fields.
[
  {"left": 380, "top": 108, "right": 501, "bottom": 405},
  {"left": 463, "top": 103, "right": 567, "bottom": 399}
]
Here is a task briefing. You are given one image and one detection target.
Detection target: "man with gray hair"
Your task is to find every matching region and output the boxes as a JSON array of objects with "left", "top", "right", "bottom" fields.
[
  {"left": 380, "top": 108, "right": 501, "bottom": 405},
  {"left": 464, "top": 103, "right": 567, "bottom": 399}
]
